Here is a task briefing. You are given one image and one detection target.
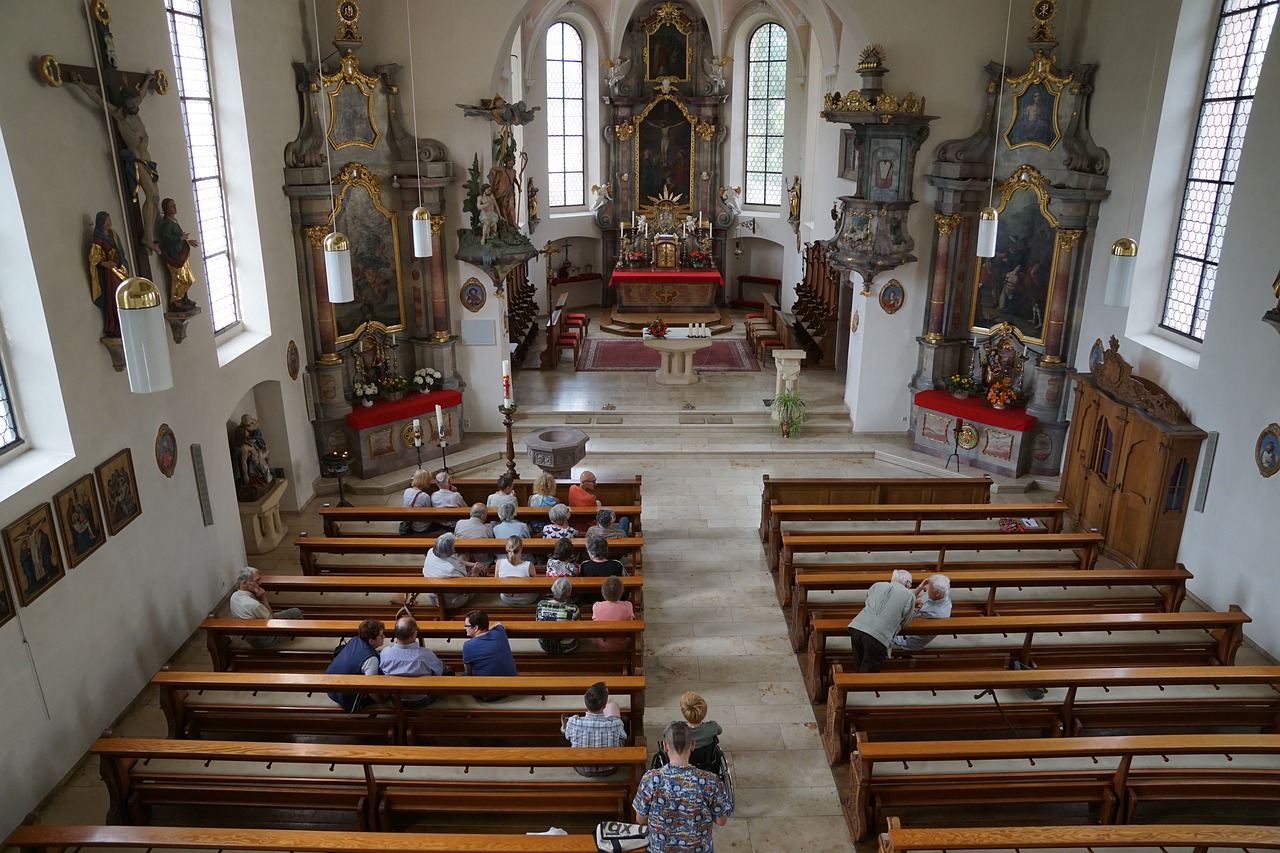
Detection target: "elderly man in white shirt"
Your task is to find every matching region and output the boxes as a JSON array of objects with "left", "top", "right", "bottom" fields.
[
  {"left": 891, "top": 573, "right": 952, "bottom": 652},
  {"left": 229, "top": 567, "right": 302, "bottom": 649}
]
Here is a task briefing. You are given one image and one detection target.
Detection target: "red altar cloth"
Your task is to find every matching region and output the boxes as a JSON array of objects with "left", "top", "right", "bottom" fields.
[
  {"left": 346, "top": 389, "right": 463, "bottom": 430},
  {"left": 914, "top": 389, "right": 1036, "bottom": 432},
  {"left": 608, "top": 269, "right": 725, "bottom": 287}
]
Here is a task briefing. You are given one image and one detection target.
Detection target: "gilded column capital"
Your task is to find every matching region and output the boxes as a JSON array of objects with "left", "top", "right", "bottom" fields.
[
  {"left": 934, "top": 214, "right": 962, "bottom": 236},
  {"left": 614, "top": 121, "right": 634, "bottom": 141},
  {"left": 305, "top": 225, "right": 328, "bottom": 249},
  {"left": 429, "top": 212, "right": 447, "bottom": 235},
  {"left": 1055, "top": 229, "right": 1084, "bottom": 252}
]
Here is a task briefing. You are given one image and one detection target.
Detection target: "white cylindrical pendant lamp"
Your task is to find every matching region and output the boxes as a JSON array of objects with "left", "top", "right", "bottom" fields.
[
  {"left": 323, "top": 231, "right": 355, "bottom": 303},
  {"left": 412, "top": 207, "right": 433, "bottom": 258},
  {"left": 976, "top": 207, "right": 999, "bottom": 258},
  {"left": 1104, "top": 237, "right": 1139, "bottom": 307},
  {"left": 116, "top": 277, "right": 173, "bottom": 394}
]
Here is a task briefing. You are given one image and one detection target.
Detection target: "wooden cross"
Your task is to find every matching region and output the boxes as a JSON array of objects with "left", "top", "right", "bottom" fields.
[{"left": 36, "top": 0, "right": 169, "bottom": 279}]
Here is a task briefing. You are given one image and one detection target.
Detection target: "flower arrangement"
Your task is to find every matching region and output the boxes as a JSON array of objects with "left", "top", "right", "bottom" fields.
[
  {"left": 413, "top": 367, "right": 442, "bottom": 390},
  {"left": 647, "top": 317, "right": 668, "bottom": 339},
  {"left": 381, "top": 374, "right": 409, "bottom": 393},
  {"left": 944, "top": 374, "right": 975, "bottom": 393},
  {"left": 352, "top": 381, "right": 379, "bottom": 400},
  {"left": 626, "top": 250, "right": 647, "bottom": 267},
  {"left": 687, "top": 249, "right": 710, "bottom": 268},
  {"left": 986, "top": 377, "right": 1017, "bottom": 408}
]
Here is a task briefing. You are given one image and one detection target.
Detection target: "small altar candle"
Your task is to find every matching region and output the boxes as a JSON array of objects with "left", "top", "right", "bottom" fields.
[
  {"left": 391, "top": 333, "right": 396, "bottom": 346},
  {"left": 412, "top": 418, "right": 422, "bottom": 447},
  {"left": 632, "top": 211, "right": 636, "bottom": 228},
  {"left": 435, "top": 404, "right": 445, "bottom": 440}
]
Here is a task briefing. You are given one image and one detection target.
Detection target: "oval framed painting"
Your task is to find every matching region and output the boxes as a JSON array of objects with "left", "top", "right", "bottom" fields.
[
  {"left": 461, "top": 277, "right": 486, "bottom": 313},
  {"left": 286, "top": 340, "right": 300, "bottom": 380},
  {"left": 155, "top": 423, "right": 177, "bottom": 478},
  {"left": 1257, "top": 423, "right": 1280, "bottom": 478},
  {"left": 879, "top": 279, "right": 904, "bottom": 315}
]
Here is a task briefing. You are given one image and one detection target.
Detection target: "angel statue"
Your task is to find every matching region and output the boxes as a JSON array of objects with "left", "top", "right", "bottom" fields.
[
  {"left": 602, "top": 56, "right": 631, "bottom": 94},
  {"left": 702, "top": 55, "right": 732, "bottom": 94},
  {"left": 590, "top": 182, "right": 613, "bottom": 213},
  {"left": 719, "top": 185, "right": 743, "bottom": 218},
  {"left": 455, "top": 94, "right": 540, "bottom": 127}
]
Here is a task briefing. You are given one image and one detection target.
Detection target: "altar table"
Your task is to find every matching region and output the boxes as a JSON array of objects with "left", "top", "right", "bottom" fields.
[
  {"left": 341, "top": 389, "right": 463, "bottom": 479},
  {"left": 909, "top": 389, "right": 1037, "bottom": 478},
  {"left": 642, "top": 330, "right": 713, "bottom": 385},
  {"left": 609, "top": 269, "right": 724, "bottom": 314}
]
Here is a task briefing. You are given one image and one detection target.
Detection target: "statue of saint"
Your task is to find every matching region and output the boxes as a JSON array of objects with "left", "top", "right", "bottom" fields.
[
  {"left": 233, "top": 414, "right": 274, "bottom": 499},
  {"left": 158, "top": 198, "right": 199, "bottom": 311},
  {"left": 487, "top": 153, "right": 519, "bottom": 227},
  {"left": 87, "top": 212, "right": 129, "bottom": 338}
]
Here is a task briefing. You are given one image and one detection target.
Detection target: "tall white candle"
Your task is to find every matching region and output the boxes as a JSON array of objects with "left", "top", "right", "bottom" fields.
[
  {"left": 412, "top": 418, "right": 422, "bottom": 447},
  {"left": 632, "top": 211, "right": 636, "bottom": 228},
  {"left": 435, "top": 404, "right": 445, "bottom": 440},
  {"left": 501, "top": 359, "right": 513, "bottom": 406}
]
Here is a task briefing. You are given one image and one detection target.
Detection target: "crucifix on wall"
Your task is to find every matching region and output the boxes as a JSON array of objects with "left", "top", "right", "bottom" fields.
[{"left": 35, "top": 0, "right": 169, "bottom": 279}]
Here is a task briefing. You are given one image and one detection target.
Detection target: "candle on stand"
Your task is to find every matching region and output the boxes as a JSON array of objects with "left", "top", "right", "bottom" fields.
[
  {"left": 632, "top": 211, "right": 636, "bottom": 228},
  {"left": 412, "top": 418, "right": 422, "bottom": 447},
  {"left": 391, "top": 333, "right": 396, "bottom": 346},
  {"left": 501, "top": 359, "right": 513, "bottom": 407},
  {"left": 435, "top": 404, "right": 445, "bottom": 441}
]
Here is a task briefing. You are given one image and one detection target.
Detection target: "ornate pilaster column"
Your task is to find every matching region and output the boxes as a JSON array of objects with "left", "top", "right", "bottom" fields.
[
  {"left": 1041, "top": 229, "right": 1083, "bottom": 364},
  {"left": 306, "top": 224, "right": 352, "bottom": 419},
  {"left": 428, "top": 212, "right": 450, "bottom": 341},
  {"left": 924, "top": 214, "right": 962, "bottom": 343}
]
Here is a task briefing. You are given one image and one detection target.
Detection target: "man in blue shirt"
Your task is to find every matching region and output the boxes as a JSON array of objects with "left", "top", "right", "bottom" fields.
[
  {"left": 379, "top": 616, "right": 450, "bottom": 707},
  {"left": 462, "top": 610, "right": 516, "bottom": 700}
]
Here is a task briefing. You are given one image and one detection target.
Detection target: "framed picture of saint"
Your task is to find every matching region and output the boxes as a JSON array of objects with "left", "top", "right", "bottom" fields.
[
  {"left": 968, "top": 185, "right": 1059, "bottom": 343},
  {"left": 637, "top": 99, "right": 694, "bottom": 205},
  {"left": 645, "top": 21, "right": 689, "bottom": 82},
  {"left": 1005, "top": 81, "right": 1061, "bottom": 150},
  {"left": 53, "top": 475, "right": 108, "bottom": 569},
  {"left": 2, "top": 503, "right": 66, "bottom": 607},
  {"left": 95, "top": 448, "right": 142, "bottom": 536}
]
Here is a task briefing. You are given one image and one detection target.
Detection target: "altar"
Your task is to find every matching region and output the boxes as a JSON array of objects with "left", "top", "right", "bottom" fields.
[
  {"left": 610, "top": 269, "right": 724, "bottom": 314},
  {"left": 341, "top": 389, "right": 463, "bottom": 479},
  {"left": 909, "top": 389, "right": 1036, "bottom": 478},
  {"left": 642, "top": 328, "right": 714, "bottom": 385}
]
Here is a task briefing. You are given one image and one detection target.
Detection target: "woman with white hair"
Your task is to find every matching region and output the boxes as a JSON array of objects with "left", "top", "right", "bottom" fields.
[
  {"left": 535, "top": 576, "right": 579, "bottom": 654},
  {"left": 492, "top": 501, "right": 531, "bottom": 539},
  {"left": 541, "top": 503, "right": 579, "bottom": 539},
  {"left": 422, "top": 533, "right": 487, "bottom": 608}
]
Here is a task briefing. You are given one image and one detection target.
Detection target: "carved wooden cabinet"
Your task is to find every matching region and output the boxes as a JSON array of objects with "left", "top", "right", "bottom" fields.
[{"left": 1059, "top": 360, "right": 1206, "bottom": 569}]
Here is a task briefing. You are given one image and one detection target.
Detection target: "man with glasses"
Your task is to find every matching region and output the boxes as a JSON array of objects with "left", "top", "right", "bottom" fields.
[
  {"left": 568, "top": 471, "right": 602, "bottom": 508},
  {"left": 461, "top": 610, "right": 517, "bottom": 701}
]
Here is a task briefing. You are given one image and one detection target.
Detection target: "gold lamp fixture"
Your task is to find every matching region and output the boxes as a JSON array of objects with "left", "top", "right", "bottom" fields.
[
  {"left": 313, "top": 0, "right": 354, "bottom": 303},
  {"left": 978, "top": 0, "right": 1015, "bottom": 259},
  {"left": 116, "top": 277, "right": 173, "bottom": 393}
]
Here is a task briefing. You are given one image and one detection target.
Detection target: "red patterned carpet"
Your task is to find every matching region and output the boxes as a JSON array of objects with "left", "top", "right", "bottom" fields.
[{"left": 576, "top": 338, "right": 760, "bottom": 372}]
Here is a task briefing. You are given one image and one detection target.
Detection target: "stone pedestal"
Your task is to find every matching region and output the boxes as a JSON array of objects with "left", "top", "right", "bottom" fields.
[
  {"left": 416, "top": 337, "right": 462, "bottom": 392},
  {"left": 771, "top": 349, "right": 807, "bottom": 398},
  {"left": 911, "top": 338, "right": 966, "bottom": 393},
  {"left": 523, "top": 427, "right": 589, "bottom": 478},
  {"left": 643, "top": 337, "right": 713, "bottom": 385},
  {"left": 238, "top": 478, "right": 288, "bottom": 555}
]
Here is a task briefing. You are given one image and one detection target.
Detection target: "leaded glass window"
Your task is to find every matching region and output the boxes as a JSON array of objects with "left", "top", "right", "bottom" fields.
[
  {"left": 745, "top": 23, "right": 787, "bottom": 206},
  {"left": 547, "top": 22, "right": 585, "bottom": 207},
  {"left": 0, "top": 358, "right": 20, "bottom": 457}
]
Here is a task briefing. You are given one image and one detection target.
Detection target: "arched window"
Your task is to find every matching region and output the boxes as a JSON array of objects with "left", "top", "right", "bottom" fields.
[
  {"left": 745, "top": 23, "right": 788, "bottom": 206},
  {"left": 1161, "top": 0, "right": 1275, "bottom": 341},
  {"left": 546, "top": 21, "right": 585, "bottom": 207},
  {"left": 164, "top": 0, "right": 240, "bottom": 334},
  {"left": 0, "top": 360, "right": 19, "bottom": 456}
]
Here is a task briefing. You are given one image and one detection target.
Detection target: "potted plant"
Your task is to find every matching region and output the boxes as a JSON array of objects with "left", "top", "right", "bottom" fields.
[
  {"left": 413, "top": 367, "right": 442, "bottom": 394},
  {"left": 381, "top": 374, "right": 409, "bottom": 402},
  {"left": 944, "top": 374, "right": 975, "bottom": 399},
  {"left": 772, "top": 389, "right": 809, "bottom": 438},
  {"left": 646, "top": 317, "right": 668, "bottom": 339},
  {"left": 353, "top": 381, "right": 378, "bottom": 407}
]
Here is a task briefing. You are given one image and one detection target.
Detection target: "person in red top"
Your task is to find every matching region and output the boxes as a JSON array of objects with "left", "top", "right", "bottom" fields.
[{"left": 568, "top": 471, "right": 601, "bottom": 507}]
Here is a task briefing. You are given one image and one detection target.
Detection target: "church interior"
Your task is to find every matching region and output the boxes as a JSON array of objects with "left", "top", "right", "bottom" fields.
[{"left": 2, "top": 0, "right": 1280, "bottom": 849}]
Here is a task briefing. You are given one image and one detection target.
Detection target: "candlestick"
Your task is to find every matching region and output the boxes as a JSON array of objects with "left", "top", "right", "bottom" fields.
[
  {"left": 435, "top": 404, "right": 445, "bottom": 440},
  {"left": 412, "top": 418, "right": 422, "bottom": 447},
  {"left": 502, "top": 359, "right": 512, "bottom": 407}
]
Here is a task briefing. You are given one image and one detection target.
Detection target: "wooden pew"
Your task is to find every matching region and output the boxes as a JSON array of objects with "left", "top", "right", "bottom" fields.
[
  {"left": 94, "top": 737, "right": 647, "bottom": 833},
  {"left": 821, "top": 664, "right": 1280, "bottom": 764},
  {"left": 745, "top": 293, "right": 792, "bottom": 363},
  {"left": 542, "top": 304, "right": 568, "bottom": 368},
  {"left": 154, "top": 670, "right": 646, "bottom": 746},
  {"left": 789, "top": 566, "right": 1192, "bottom": 651},
  {"left": 846, "top": 732, "right": 1280, "bottom": 841},
  {"left": 765, "top": 501, "right": 1070, "bottom": 572},
  {"left": 441, "top": 476, "right": 642, "bottom": 507},
  {"left": 319, "top": 505, "right": 643, "bottom": 537},
  {"left": 878, "top": 817, "right": 1280, "bottom": 853},
  {"left": 777, "top": 530, "right": 1105, "bottom": 607},
  {"left": 255, "top": 575, "right": 645, "bottom": 622},
  {"left": 296, "top": 536, "right": 645, "bottom": 575},
  {"left": 4, "top": 823, "right": 603, "bottom": 853},
  {"left": 204, "top": 617, "right": 645, "bottom": 674},
  {"left": 804, "top": 607, "right": 1251, "bottom": 702},
  {"left": 758, "top": 476, "right": 993, "bottom": 543}
]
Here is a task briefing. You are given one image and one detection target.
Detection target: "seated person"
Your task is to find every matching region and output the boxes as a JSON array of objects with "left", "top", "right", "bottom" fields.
[
  {"left": 421, "top": 533, "right": 488, "bottom": 609},
  {"left": 453, "top": 503, "right": 495, "bottom": 564},
  {"left": 592, "top": 575, "right": 635, "bottom": 652},
  {"left": 536, "top": 576, "right": 580, "bottom": 654},
  {"left": 580, "top": 534, "right": 625, "bottom": 577},
  {"left": 229, "top": 567, "right": 303, "bottom": 649},
  {"left": 545, "top": 536, "right": 580, "bottom": 578},
  {"left": 462, "top": 610, "right": 516, "bottom": 700},
  {"left": 431, "top": 470, "right": 468, "bottom": 508},
  {"left": 568, "top": 470, "right": 602, "bottom": 508},
  {"left": 586, "top": 507, "right": 631, "bottom": 539},
  {"left": 325, "top": 619, "right": 385, "bottom": 711},
  {"left": 541, "top": 503, "right": 579, "bottom": 540},
  {"left": 379, "top": 615, "right": 450, "bottom": 707},
  {"left": 486, "top": 473, "right": 518, "bottom": 514},
  {"left": 562, "top": 680, "right": 626, "bottom": 777},
  {"left": 528, "top": 471, "right": 559, "bottom": 535},
  {"left": 402, "top": 469, "right": 435, "bottom": 535},
  {"left": 678, "top": 691, "right": 723, "bottom": 752},
  {"left": 497, "top": 535, "right": 538, "bottom": 605},
  {"left": 491, "top": 501, "right": 531, "bottom": 539},
  {"left": 891, "top": 573, "right": 952, "bottom": 652}
]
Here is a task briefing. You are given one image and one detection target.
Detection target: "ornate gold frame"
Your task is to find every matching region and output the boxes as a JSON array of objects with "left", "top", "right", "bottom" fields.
[
  {"left": 323, "top": 50, "right": 381, "bottom": 150},
  {"left": 630, "top": 94, "right": 701, "bottom": 214},
  {"left": 643, "top": 2, "right": 693, "bottom": 83},
  {"left": 326, "top": 163, "right": 405, "bottom": 343},
  {"left": 1002, "top": 50, "right": 1073, "bottom": 152},
  {"left": 967, "top": 165, "right": 1060, "bottom": 345}
]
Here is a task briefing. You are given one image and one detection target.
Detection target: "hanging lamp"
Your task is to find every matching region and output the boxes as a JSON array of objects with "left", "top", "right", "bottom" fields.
[
  {"left": 116, "top": 277, "right": 173, "bottom": 394},
  {"left": 978, "top": 0, "right": 1015, "bottom": 259}
]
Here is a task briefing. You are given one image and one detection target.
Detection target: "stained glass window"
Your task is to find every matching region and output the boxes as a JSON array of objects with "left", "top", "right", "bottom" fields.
[
  {"left": 164, "top": 0, "right": 240, "bottom": 334},
  {"left": 745, "top": 23, "right": 788, "bottom": 206},
  {"left": 547, "top": 22, "right": 585, "bottom": 207},
  {"left": 1162, "top": 0, "right": 1276, "bottom": 341}
]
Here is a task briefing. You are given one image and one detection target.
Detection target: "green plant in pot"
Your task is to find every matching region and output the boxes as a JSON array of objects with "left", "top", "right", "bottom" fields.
[{"left": 773, "top": 389, "right": 809, "bottom": 438}]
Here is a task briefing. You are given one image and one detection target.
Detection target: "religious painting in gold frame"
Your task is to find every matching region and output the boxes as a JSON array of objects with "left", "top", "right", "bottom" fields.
[
  {"left": 968, "top": 165, "right": 1060, "bottom": 345},
  {"left": 633, "top": 95, "right": 697, "bottom": 213},
  {"left": 1002, "top": 50, "right": 1072, "bottom": 152},
  {"left": 326, "top": 163, "right": 406, "bottom": 343},
  {"left": 323, "top": 50, "right": 382, "bottom": 150},
  {"left": 644, "top": 4, "right": 692, "bottom": 83}
]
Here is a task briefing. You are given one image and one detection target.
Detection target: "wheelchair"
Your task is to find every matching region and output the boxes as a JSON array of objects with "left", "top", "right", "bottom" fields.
[{"left": 649, "top": 738, "right": 735, "bottom": 805}]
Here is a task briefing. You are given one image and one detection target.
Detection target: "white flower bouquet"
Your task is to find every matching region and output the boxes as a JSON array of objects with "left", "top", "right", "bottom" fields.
[
  {"left": 413, "top": 367, "right": 442, "bottom": 389},
  {"left": 353, "top": 381, "right": 379, "bottom": 399}
]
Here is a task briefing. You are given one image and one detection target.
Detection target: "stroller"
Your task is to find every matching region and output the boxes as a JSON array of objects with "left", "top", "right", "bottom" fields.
[{"left": 649, "top": 737, "right": 735, "bottom": 806}]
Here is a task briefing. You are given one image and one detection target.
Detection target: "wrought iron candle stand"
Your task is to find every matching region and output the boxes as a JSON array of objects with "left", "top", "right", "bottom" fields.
[{"left": 498, "top": 402, "right": 520, "bottom": 479}]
